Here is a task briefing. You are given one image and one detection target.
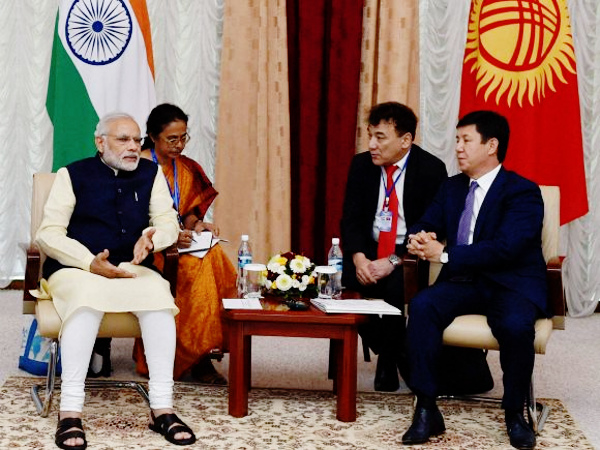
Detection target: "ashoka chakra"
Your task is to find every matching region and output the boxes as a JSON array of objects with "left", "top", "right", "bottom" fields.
[{"left": 65, "top": 0, "right": 132, "bottom": 65}]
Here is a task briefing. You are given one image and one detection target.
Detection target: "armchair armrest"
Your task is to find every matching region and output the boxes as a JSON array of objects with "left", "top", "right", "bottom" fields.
[
  {"left": 161, "top": 243, "right": 179, "bottom": 298},
  {"left": 23, "top": 243, "right": 41, "bottom": 314},
  {"left": 546, "top": 256, "right": 565, "bottom": 330},
  {"left": 402, "top": 253, "right": 431, "bottom": 306}
]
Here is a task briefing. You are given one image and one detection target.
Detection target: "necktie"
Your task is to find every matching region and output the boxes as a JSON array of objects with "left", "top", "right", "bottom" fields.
[
  {"left": 456, "top": 181, "right": 478, "bottom": 245},
  {"left": 377, "top": 165, "right": 399, "bottom": 259}
]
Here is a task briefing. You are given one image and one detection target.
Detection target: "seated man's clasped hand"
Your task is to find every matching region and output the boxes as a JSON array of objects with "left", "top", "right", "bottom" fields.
[{"left": 406, "top": 231, "right": 443, "bottom": 263}]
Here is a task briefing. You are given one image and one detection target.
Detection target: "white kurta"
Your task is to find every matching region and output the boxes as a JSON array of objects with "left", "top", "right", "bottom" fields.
[{"left": 36, "top": 167, "right": 180, "bottom": 326}]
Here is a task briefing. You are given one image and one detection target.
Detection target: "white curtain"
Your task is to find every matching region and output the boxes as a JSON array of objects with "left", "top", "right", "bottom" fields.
[
  {"left": 0, "top": 0, "right": 224, "bottom": 287},
  {"left": 419, "top": 0, "right": 600, "bottom": 316}
]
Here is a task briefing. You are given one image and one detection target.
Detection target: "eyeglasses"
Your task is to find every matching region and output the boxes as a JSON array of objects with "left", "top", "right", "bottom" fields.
[
  {"left": 104, "top": 134, "right": 143, "bottom": 145},
  {"left": 162, "top": 133, "right": 191, "bottom": 146}
]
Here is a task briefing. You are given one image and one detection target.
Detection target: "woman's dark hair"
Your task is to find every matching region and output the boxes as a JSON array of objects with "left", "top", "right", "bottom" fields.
[{"left": 142, "top": 103, "right": 189, "bottom": 149}]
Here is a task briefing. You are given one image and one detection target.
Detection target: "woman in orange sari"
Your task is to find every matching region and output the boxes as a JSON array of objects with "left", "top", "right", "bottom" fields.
[{"left": 133, "top": 103, "right": 237, "bottom": 382}]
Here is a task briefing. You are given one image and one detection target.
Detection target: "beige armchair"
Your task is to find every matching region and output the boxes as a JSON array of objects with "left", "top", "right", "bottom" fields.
[
  {"left": 23, "top": 173, "right": 179, "bottom": 417},
  {"left": 403, "top": 185, "right": 565, "bottom": 433}
]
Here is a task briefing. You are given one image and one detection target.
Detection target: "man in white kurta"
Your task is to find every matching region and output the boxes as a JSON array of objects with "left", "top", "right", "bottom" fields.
[{"left": 37, "top": 113, "right": 196, "bottom": 449}]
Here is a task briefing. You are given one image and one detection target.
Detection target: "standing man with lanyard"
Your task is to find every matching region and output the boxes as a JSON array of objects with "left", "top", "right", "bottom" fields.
[{"left": 340, "top": 102, "right": 448, "bottom": 391}]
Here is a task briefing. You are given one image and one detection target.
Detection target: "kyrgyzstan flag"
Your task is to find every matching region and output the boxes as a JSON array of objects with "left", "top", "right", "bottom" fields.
[
  {"left": 459, "top": 0, "right": 587, "bottom": 224},
  {"left": 46, "top": 0, "right": 156, "bottom": 170}
]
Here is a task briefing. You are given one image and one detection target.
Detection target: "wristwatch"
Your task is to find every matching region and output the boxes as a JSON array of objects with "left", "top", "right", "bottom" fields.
[
  {"left": 388, "top": 254, "right": 401, "bottom": 267},
  {"left": 440, "top": 247, "right": 449, "bottom": 264}
]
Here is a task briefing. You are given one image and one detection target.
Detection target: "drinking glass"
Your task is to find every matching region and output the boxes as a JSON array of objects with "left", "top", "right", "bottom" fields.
[
  {"left": 243, "top": 263, "right": 266, "bottom": 298},
  {"left": 315, "top": 265, "right": 339, "bottom": 299}
]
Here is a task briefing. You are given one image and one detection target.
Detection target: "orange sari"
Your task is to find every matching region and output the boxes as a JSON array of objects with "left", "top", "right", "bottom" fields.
[{"left": 133, "top": 156, "right": 237, "bottom": 380}]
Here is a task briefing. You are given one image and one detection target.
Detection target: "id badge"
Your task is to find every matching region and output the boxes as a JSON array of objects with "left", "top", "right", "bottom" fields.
[{"left": 376, "top": 210, "right": 393, "bottom": 232}]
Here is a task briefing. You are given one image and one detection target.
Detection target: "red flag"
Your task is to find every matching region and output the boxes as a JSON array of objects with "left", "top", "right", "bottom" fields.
[{"left": 459, "top": 0, "right": 587, "bottom": 224}]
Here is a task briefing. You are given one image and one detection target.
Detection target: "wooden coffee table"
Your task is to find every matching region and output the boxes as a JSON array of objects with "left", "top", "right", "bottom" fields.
[{"left": 223, "top": 296, "right": 368, "bottom": 422}]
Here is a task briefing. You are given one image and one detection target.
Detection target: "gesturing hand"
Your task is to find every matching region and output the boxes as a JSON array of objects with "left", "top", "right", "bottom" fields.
[
  {"left": 90, "top": 249, "right": 136, "bottom": 278},
  {"left": 131, "top": 228, "right": 155, "bottom": 265}
]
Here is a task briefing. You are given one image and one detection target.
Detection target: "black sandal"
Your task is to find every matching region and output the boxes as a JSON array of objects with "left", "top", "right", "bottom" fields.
[
  {"left": 149, "top": 412, "right": 197, "bottom": 446},
  {"left": 55, "top": 416, "right": 87, "bottom": 450}
]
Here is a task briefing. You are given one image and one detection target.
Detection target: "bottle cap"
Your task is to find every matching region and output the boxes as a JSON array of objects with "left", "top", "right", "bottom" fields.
[
  {"left": 241, "top": 234, "right": 249, "bottom": 241},
  {"left": 332, "top": 237, "right": 340, "bottom": 245}
]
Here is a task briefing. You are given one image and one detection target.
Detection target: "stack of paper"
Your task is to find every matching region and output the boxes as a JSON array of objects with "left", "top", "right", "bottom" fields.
[
  {"left": 310, "top": 298, "right": 401, "bottom": 315},
  {"left": 222, "top": 298, "right": 263, "bottom": 310}
]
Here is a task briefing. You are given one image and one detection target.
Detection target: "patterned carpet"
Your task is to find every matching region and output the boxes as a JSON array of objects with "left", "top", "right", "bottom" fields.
[{"left": 0, "top": 376, "right": 592, "bottom": 449}]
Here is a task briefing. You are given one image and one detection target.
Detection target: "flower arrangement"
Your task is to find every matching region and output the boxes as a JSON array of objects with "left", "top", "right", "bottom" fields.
[{"left": 264, "top": 251, "right": 318, "bottom": 299}]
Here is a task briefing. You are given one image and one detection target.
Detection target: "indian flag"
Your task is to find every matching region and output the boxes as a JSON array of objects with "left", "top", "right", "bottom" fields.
[{"left": 46, "top": 0, "right": 156, "bottom": 170}]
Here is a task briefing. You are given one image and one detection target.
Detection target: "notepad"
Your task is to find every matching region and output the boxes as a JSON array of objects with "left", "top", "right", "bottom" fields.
[
  {"left": 179, "top": 231, "right": 226, "bottom": 258},
  {"left": 310, "top": 298, "right": 401, "bottom": 315}
]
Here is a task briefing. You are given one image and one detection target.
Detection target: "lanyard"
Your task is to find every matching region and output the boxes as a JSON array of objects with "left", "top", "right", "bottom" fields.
[
  {"left": 151, "top": 148, "right": 182, "bottom": 226},
  {"left": 381, "top": 155, "right": 409, "bottom": 211}
]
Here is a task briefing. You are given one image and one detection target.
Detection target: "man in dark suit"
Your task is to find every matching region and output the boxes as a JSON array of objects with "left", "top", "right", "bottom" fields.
[
  {"left": 402, "top": 110, "right": 548, "bottom": 450},
  {"left": 341, "top": 102, "right": 447, "bottom": 391}
]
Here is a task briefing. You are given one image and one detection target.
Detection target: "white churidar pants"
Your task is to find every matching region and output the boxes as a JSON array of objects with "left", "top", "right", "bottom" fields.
[{"left": 59, "top": 307, "right": 176, "bottom": 412}]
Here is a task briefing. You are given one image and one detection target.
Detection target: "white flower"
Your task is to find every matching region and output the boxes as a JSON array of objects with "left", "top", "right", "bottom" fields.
[
  {"left": 300, "top": 255, "right": 312, "bottom": 269},
  {"left": 292, "top": 279, "right": 301, "bottom": 289},
  {"left": 277, "top": 265, "right": 286, "bottom": 275},
  {"left": 301, "top": 275, "right": 310, "bottom": 284},
  {"left": 275, "top": 274, "right": 293, "bottom": 291},
  {"left": 263, "top": 278, "right": 272, "bottom": 289},
  {"left": 299, "top": 284, "right": 307, "bottom": 292},
  {"left": 267, "top": 261, "right": 282, "bottom": 273},
  {"left": 289, "top": 258, "right": 306, "bottom": 274}
]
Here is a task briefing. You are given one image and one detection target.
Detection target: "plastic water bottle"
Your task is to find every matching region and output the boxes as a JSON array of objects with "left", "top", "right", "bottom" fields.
[
  {"left": 327, "top": 237, "right": 343, "bottom": 298},
  {"left": 237, "top": 235, "right": 253, "bottom": 297}
]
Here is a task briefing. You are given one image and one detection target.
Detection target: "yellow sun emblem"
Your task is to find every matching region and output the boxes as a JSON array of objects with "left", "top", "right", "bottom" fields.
[{"left": 464, "top": 0, "right": 577, "bottom": 107}]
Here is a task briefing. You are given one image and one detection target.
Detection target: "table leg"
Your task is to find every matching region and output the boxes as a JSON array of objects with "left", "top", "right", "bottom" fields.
[
  {"left": 336, "top": 326, "right": 358, "bottom": 422},
  {"left": 228, "top": 321, "right": 250, "bottom": 417},
  {"left": 327, "top": 339, "right": 336, "bottom": 381},
  {"left": 245, "top": 334, "right": 252, "bottom": 391},
  {"left": 330, "top": 339, "right": 340, "bottom": 393}
]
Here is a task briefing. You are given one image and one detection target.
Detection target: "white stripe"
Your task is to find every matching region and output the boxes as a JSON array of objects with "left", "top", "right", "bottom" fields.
[{"left": 57, "top": 0, "right": 156, "bottom": 133}]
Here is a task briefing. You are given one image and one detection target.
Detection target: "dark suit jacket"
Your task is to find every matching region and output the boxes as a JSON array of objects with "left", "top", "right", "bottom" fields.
[
  {"left": 341, "top": 144, "right": 448, "bottom": 287},
  {"left": 409, "top": 167, "right": 549, "bottom": 315}
]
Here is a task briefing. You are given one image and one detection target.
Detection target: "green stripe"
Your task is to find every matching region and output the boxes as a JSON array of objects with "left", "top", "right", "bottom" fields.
[{"left": 46, "top": 17, "right": 99, "bottom": 171}]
